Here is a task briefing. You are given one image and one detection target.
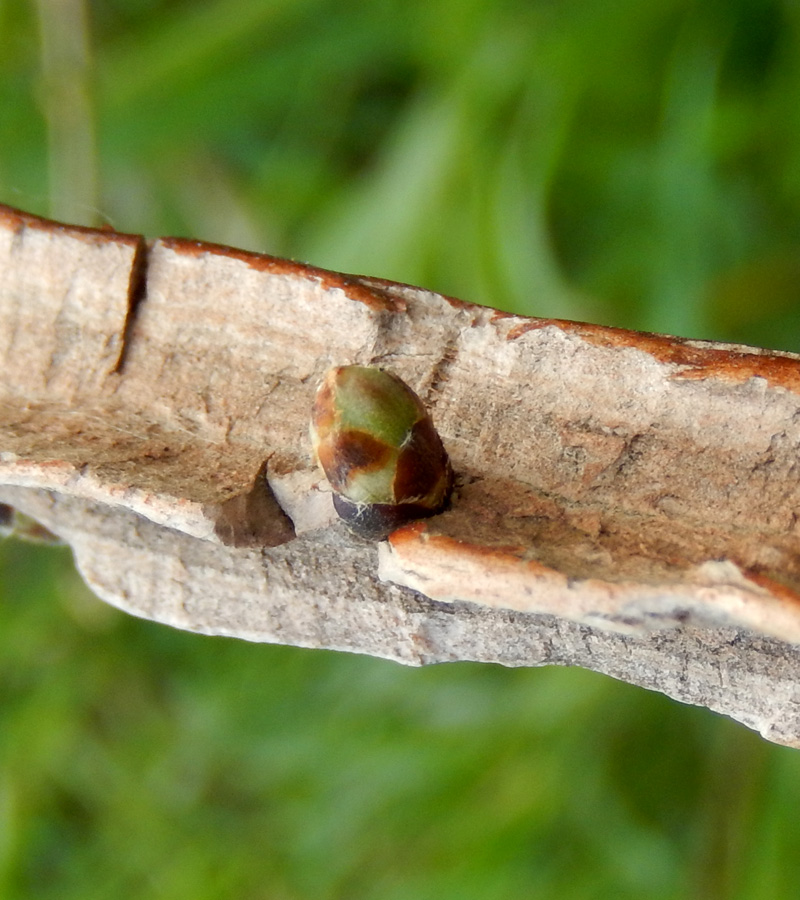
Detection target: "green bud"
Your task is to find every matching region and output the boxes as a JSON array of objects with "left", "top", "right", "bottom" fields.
[{"left": 310, "top": 366, "right": 453, "bottom": 540}]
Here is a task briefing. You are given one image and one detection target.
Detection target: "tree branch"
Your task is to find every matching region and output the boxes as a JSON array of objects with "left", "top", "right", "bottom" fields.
[{"left": 2, "top": 203, "right": 800, "bottom": 747}]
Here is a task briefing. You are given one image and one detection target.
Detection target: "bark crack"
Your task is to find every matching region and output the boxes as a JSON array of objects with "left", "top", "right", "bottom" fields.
[{"left": 113, "top": 234, "right": 148, "bottom": 374}]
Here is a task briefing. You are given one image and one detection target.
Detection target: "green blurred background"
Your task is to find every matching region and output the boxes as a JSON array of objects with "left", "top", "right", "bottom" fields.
[{"left": 3, "top": 0, "right": 800, "bottom": 897}]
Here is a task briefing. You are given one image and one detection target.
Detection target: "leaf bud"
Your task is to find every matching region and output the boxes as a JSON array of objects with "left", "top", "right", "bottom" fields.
[{"left": 310, "top": 365, "right": 453, "bottom": 539}]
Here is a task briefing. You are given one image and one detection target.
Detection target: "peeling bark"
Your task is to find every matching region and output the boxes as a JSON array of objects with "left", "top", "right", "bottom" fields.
[{"left": 2, "top": 203, "right": 800, "bottom": 747}]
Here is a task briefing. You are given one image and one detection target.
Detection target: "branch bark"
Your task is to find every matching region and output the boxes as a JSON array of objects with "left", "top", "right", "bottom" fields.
[{"left": 2, "top": 203, "right": 800, "bottom": 747}]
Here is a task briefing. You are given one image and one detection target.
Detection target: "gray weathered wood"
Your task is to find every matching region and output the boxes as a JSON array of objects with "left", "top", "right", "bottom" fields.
[{"left": 2, "top": 202, "right": 800, "bottom": 747}]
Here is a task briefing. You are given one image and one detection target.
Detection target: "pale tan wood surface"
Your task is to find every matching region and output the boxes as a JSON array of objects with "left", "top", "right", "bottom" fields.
[{"left": 2, "top": 203, "right": 800, "bottom": 747}]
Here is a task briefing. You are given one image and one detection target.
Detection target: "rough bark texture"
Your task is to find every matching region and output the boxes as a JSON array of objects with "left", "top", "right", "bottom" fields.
[{"left": 2, "top": 202, "right": 800, "bottom": 748}]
